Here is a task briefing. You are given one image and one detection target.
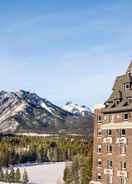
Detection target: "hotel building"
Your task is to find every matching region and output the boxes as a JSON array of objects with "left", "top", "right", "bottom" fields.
[{"left": 90, "top": 62, "right": 132, "bottom": 184}]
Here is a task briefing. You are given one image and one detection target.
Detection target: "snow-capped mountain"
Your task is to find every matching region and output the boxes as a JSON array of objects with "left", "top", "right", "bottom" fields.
[
  {"left": 63, "top": 102, "right": 92, "bottom": 117},
  {"left": 0, "top": 90, "right": 93, "bottom": 134}
]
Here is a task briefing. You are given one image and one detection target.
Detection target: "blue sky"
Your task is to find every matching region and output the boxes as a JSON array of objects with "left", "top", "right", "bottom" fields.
[{"left": 0, "top": 0, "right": 132, "bottom": 107}]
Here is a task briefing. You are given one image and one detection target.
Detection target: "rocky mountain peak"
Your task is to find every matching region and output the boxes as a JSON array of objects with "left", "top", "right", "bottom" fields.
[
  {"left": 63, "top": 101, "right": 92, "bottom": 117},
  {"left": 0, "top": 90, "right": 93, "bottom": 134}
]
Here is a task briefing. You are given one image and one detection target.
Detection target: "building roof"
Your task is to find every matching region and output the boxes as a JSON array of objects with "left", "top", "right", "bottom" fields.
[
  {"left": 103, "top": 61, "right": 132, "bottom": 113},
  {"left": 127, "top": 60, "right": 132, "bottom": 73}
]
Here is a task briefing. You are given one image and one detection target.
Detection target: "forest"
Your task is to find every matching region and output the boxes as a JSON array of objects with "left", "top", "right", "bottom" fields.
[
  {"left": 63, "top": 154, "right": 92, "bottom": 184},
  {"left": 0, "top": 134, "right": 92, "bottom": 183}
]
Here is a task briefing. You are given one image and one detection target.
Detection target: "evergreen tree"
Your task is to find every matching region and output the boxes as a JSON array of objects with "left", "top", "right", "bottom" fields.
[
  {"left": 63, "top": 166, "right": 73, "bottom": 184},
  {"left": 15, "top": 168, "right": 21, "bottom": 182},
  {"left": 9, "top": 167, "right": 15, "bottom": 182},
  {"left": 72, "top": 156, "right": 80, "bottom": 184},
  {"left": 4, "top": 169, "right": 9, "bottom": 182},
  {"left": 0, "top": 168, "right": 4, "bottom": 181},
  {"left": 80, "top": 157, "right": 92, "bottom": 184},
  {"left": 22, "top": 169, "right": 29, "bottom": 184}
]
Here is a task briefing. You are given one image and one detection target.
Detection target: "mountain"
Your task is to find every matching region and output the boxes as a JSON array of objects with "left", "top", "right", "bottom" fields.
[
  {"left": 63, "top": 101, "right": 92, "bottom": 117},
  {"left": 0, "top": 90, "right": 93, "bottom": 134}
]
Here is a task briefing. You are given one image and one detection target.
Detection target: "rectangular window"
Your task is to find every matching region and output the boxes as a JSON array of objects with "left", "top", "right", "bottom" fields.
[
  {"left": 97, "top": 129, "right": 102, "bottom": 137},
  {"left": 124, "top": 113, "right": 128, "bottom": 120},
  {"left": 97, "top": 173, "right": 101, "bottom": 180},
  {"left": 120, "top": 161, "right": 127, "bottom": 170},
  {"left": 107, "top": 144, "right": 112, "bottom": 153},
  {"left": 97, "top": 145, "right": 102, "bottom": 153},
  {"left": 128, "top": 97, "right": 132, "bottom": 104},
  {"left": 107, "top": 129, "right": 112, "bottom": 136},
  {"left": 107, "top": 160, "right": 112, "bottom": 169},
  {"left": 121, "top": 129, "right": 126, "bottom": 136},
  {"left": 120, "top": 144, "right": 127, "bottom": 154},
  {"left": 97, "top": 159, "right": 102, "bottom": 167},
  {"left": 97, "top": 115, "right": 102, "bottom": 123},
  {"left": 124, "top": 83, "right": 130, "bottom": 90}
]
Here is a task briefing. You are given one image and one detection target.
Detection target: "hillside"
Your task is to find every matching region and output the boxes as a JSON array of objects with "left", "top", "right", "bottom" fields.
[{"left": 0, "top": 90, "right": 93, "bottom": 134}]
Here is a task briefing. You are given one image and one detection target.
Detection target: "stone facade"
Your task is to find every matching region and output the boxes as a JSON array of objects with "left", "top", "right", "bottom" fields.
[{"left": 90, "top": 62, "right": 132, "bottom": 184}]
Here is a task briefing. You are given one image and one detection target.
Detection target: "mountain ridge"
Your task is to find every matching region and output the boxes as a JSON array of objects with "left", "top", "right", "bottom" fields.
[{"left": 0, "top": 90, "right": 93, "bottom": 134}]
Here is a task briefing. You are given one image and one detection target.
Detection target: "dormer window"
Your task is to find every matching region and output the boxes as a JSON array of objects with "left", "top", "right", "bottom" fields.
[
  {"left": 127, "top": 71, "right": 132, "bottom": 79},
  {"left": 128, "top": 97, "right": 132, "bottom": 104},
  {"left": 117, "top": 100, "right": 120, "bottom": 105},
  {"left": 124, "top": 82, "right": 130, "bottom": 90}
]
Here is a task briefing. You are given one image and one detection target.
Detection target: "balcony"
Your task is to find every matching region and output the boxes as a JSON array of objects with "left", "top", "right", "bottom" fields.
[
  {"left": 116, "top": 137, "right": 127, "bottom": 144},
  {"left": 104, "top": 169, "right": 113, "bottom": 175},
  {"left": 103, "top": 137, "right": 112, "bottom": 144},
  {"left": 117, "top": 171, "right": 128, "bottom": 177}
]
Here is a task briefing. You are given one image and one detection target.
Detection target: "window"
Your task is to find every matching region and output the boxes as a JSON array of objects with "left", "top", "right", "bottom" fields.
[
  {"left": 107, "top": 160, "right": 112, "bottom": 169},
  {"left": 120, "top": 144, "right": 127, "bottom": 154},
  {"left": 107, "top": 129, "right": 112, "bottom": 136},
  {"left": 97, "top": 159, "right": 102, "bottom": 167},
  {"left": 97, "top": 173, "right": 101, "bottom": 180},
  {"left": 107, "top": 144, "right": 112, "bottom": 153},
  {"left": 126, "top": 84, "right": 129, "bottom": 89},
  {"left": 98, "top": 115, "right": 102, "bottom": 123},
  {"left": 120, "top": 161, "right": 127, "bottom": 170},
  {"left": 124, "top": 83, "right": 130, "bottom": 90},
  {"left": 117, "top": 100, "right": 120, "bottom": 105},
  {"left": 97, "top": 129, "right": 102, "bottom": 137},
  {"left": 121, "top": 129, "right": 126, "bottom": 136},
  {"left": 128, "top": 97, "right": 132, "bottom": 104},
  {"left": 97, "top": 145, "right": 102, "bottom": 153},
  {"left": 124, "top": 113, "right": 128, "bottom": 121}
]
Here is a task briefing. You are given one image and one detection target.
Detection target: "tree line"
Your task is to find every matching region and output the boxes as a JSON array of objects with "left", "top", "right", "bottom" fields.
[{"left": 0, "top": 134, "right": 92, "bottom": 167}]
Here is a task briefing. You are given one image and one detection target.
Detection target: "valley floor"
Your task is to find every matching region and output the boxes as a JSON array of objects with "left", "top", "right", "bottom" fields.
[
  {"left": 0, "top": 162, "right": 66, "bottom": 184},
  {"left": 19, "top": 162, "right": 65, "bottom": 184}
]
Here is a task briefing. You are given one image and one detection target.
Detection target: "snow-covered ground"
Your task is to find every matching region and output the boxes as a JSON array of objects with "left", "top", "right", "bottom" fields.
[{"left": 17, "top": 162, "right": 65, "bottom": 184}]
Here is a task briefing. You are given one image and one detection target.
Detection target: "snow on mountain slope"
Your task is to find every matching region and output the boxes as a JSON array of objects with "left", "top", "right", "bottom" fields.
[
  {"left": 63, "top": 101, "right": 92, "bottom": 116},
  {"left": 0, "top": 90, "right": 93, "bottom": 134}
]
